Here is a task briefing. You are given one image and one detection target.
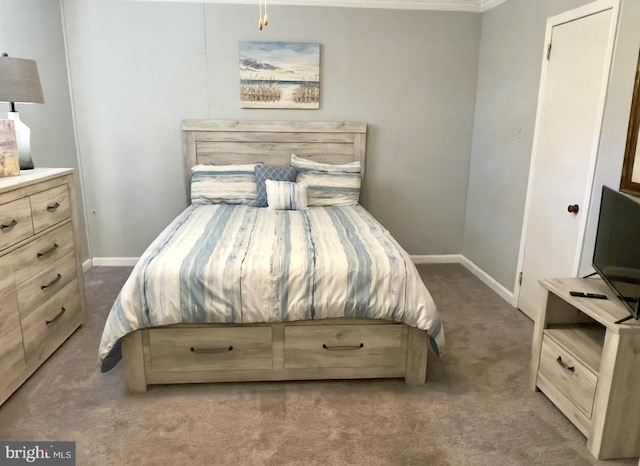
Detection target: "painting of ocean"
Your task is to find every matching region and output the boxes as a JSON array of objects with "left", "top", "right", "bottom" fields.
[{"left": 239, "top": 42, "right": 320, "bottom": 109}]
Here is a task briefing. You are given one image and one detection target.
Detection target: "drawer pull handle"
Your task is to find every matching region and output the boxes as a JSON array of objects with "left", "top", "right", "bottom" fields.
[
  {"left": 322, "top": 343, "right": 364, "bottom": 351},
  {"left": 37, "top": 243, "right": 59, "bottom": 258},
  {"left": 47, "top": 202, "right": 60, "bottom": 212},
  {"left": 190, "top": 345, "right": 233, "bottom": 354},
  {"left": 46, "top": 307, "right": 66, "bottom": 326},
  {"left": 556, "top": 356, "right": 575, "bottom": 372},
  {"left": 41, "top": 273, "right": 62, "bottom": 290},
  {"left": 1, "top": 219, "right": 17, "bottom": 230}
]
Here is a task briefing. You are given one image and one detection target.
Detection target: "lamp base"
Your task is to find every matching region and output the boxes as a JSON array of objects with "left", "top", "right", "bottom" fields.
[{"left": 7, "top": 112, "right": 34, "bottom": 170}]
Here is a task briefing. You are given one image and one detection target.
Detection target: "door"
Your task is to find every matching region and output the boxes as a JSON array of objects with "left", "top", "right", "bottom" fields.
[{"left": 517, "top": 2, "right": 618, "bottom": 320}]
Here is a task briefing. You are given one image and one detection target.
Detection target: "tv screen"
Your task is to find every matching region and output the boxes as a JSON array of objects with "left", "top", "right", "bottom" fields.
[{"left": 593, "top": 186, "right": 640, "bottom": 320}]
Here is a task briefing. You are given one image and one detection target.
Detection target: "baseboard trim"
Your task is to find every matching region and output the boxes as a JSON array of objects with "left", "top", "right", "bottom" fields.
[
  {"left": 410, "top": 254, "right": 464, "bottom": 264},
  {"left": 411, "top": 254, "right": 515, "bottom": 307},
  {"left": 459, "top": 256, "right": 515, "bottom": 306},
  {"left": 92, "top": 257, "right": 139, "bottom": 267},
  {"left": 82, "top": 259, "right": 92, "bottom": 273}
]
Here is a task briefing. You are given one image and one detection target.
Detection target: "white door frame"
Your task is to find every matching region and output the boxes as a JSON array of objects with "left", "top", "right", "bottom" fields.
[{"left": 512, "top": 0, "right": 620, "bottom": 308}]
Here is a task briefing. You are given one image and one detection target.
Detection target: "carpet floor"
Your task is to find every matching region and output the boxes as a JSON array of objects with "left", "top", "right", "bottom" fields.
[{"left": 0, "top": 264, "right": 636, "bottom": 465}]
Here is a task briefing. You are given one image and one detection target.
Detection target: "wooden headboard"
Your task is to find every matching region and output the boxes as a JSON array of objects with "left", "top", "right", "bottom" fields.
[{"left": 182, "top": 120, "right": 367, "bottom": 182}]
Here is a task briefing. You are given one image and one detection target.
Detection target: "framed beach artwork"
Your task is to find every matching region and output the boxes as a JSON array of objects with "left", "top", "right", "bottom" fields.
[
  {"left": 0, "top": 120, "right": 20, "bottom": 178},
  {"left": 239, "top": 41, "right": 320, "bottom": 109}
]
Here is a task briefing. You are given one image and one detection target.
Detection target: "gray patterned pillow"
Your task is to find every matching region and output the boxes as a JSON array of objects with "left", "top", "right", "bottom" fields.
[{"left": 255, "top": 165, "right": 297, "bottom": 207}]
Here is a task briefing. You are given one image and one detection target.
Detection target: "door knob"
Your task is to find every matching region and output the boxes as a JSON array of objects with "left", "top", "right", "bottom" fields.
[{"left": 567, "top": 204, "right": 580, "bottom": 214}]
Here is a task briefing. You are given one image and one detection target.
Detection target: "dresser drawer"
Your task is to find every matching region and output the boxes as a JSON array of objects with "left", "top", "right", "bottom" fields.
[
  {"left": 539, "top": 334, "right": 598, "bottom": 418},
  {"left": 0, "top": 197, "right": 33, "bottom": 251},
  {"left": 10, "top": 223, "right": 75, "bottom": 285},
  {"left": 16, "top": 253, "right": 77, "bottom": 315},
  {"left": 149, "top": 327, "right": 272, "bottom": 373},
  {"left": 284, "top": 324, "right": 405, "bottom": 369},
  {"left": 21, "top": 279, "right": 82, "bottom": 364},
  {"left": 0, "top": 291, "right": 26, "bottom": 378},
  {"left": 30, "top": 185, "right": 70, "bottom": 234}
]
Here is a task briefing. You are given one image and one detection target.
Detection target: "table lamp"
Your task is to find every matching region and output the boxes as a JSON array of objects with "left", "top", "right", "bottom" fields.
[{"left": 0, "top": 53, "right": 44, "bottom": 170}]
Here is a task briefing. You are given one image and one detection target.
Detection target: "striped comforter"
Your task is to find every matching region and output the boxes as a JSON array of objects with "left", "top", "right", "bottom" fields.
[{"left": 99, "top": 204, "right": 444, "bottom": 371}]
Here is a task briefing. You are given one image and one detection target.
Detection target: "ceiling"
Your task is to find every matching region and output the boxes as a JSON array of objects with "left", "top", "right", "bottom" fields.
[{"left": 128, "top": 0, "right": 508, "bottom": 12}]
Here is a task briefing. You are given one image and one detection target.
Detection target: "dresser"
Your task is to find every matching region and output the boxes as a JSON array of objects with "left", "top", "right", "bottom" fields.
[
  {"left": 0, "top": 168, "right": 86, "bottom": 406},
  {"left": 530, "top": 277, "right": 640, "bottom": 460}
]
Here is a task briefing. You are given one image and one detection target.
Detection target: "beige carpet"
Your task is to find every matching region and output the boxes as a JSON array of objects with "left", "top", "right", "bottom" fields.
[{"left": 0, "top": 264, "right": 636, "bottom": 465}]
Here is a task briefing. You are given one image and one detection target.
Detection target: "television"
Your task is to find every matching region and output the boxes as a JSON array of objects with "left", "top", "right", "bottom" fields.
[{"left": 592, "top": 185, "right": 640, "bottom": 321}]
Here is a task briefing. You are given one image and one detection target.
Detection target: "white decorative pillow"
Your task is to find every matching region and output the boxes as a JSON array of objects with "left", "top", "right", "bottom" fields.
[
  {"left": 191, "top": 163, "right": 261, "bottom": 205},
  {"left": 290, "top": 154, "right": 361, "bottom": 206},
  {"left": 265, "top": 180, "right": 308, "bottom": 211}
]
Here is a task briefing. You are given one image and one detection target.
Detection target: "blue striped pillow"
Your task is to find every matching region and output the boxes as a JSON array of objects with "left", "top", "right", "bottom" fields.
[
  {"left": 265, "top": 180, "right": 308, "bottom": 210},
  {"left": 191, "top": 163, "right": 261, "bottom": 205},
  {"left": 291, "top": 154, "right": 361, "bottom": 206}
]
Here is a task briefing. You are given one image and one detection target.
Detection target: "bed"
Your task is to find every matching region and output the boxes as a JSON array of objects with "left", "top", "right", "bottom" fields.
[{"left": 99, "top": 120, "right": 444, "bottom": 391}]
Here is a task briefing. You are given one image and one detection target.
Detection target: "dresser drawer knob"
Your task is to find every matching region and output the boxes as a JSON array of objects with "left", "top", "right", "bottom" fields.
[
  {"left": 556, "top": 356, "right": 575, "bottom": 372},
  {"left": 41, "top": 273, "right": 62, "bottom": 290},
  {"left": 1, "top": 219, "right": 17, "bottom": 230},
  {"left": 46, "top": 307, "right": 66, "bottom": 326},
  {"left": 190, "top": 345, "right": 233, "bottom": 354},
  {"left": 322, "top": 343, "right": 364, "bottom": 351},
  {"left": 47, "top": 202, "right": 60, "bottom": 212}
]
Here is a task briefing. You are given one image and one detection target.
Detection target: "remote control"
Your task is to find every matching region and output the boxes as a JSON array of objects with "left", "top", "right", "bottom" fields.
[{"left": 569, "top": 291, "right": 608, "bottom": 299}]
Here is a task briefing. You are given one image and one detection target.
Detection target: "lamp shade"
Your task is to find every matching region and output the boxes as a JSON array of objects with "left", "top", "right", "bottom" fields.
[{"left": 0, "top": 54, "right": 44, "bottom": 104}]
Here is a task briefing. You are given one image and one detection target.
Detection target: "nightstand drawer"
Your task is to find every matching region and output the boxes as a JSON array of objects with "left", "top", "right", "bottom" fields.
[
  {"left": 10, "top": 223, "right": 75, "bottom": 285},
  {"left": 0, "top": 197, "right": 33, "bottom": 251},
  {"left": 284, "top": 324, "right": 405, "bottom": 370},
  {"left": 16, "top": 253, "right": 77, "bottom": 315},
  {"left": 30, "top": 185, "right": 70, "bottom": 234},
  {"left": 539, "top": 334, "right": 597, "bottom": 418},
  {"left": 0, "top": 291, "right": 26, "bottom": 378},
  {"left": 21, "top": 279, "right": 82, "bottom": 364}
]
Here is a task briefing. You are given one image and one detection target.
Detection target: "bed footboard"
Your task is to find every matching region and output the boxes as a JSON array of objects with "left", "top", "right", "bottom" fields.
[{"left": 121, "top": 319, "right": 429, "bottom": 392}]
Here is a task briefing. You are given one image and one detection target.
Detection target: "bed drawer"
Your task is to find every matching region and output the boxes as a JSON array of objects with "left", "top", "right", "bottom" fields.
[
  {"left": 149, "top": 327, "right": 272, "bottom": 373},
  {"left": 30, "top": 185, "right": 71, "bottom": 234},
  {"left": 21, "top": 279, "right": 83, "bottom": 364},
  {"left": 539, "top": 334, "right": 597, "bottom": 419},
  {"left": 284, "top": 324, "right": 405, "bottom": 369},
  {"left": 0, "top": 197, "right": 33, "bottom": 251},
  {"left": 10, "top": 222, "right": 75, "bottom": 285}
]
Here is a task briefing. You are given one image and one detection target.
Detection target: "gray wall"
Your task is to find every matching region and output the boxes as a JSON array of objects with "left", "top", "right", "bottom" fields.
[
  {"left": 62, "top": 0, "right": 481, "bottom": 258},
  {"left": 62, "top": 0, "right": 207, "bottom": 258},
  {"left": 463, "top": 0, "right": 640, "bottom": 291},
  {"left": 0, "top": 0, "right": 89, "bottom": 261}
]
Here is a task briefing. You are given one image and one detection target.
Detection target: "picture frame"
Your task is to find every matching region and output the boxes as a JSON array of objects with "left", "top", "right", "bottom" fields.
[
  {"left": 620, "top": 48, "right": 640, "bottom": 196},
  {"left": 0, "top": 120, "right": 20, "bottom": 178},
  {"left": 239, "top": 42, "right": 320, "bottom": 109}
]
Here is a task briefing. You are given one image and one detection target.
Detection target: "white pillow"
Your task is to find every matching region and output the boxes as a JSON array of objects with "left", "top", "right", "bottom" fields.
[
  {"left": 190, "top": 163, "right": 261, "bottom": 205},
  {"left": 290, "top": 154, "right": 361, "bottom": 206},
  {"left": 265, "top": 180, "right": 308, "bottom": 210}
]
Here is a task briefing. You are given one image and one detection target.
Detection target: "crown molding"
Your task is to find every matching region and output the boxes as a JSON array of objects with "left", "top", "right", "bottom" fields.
[
  {"left": 123, "top": 0, "right": 508, "bottom": 12},
  {"left": 480, "top": 0, "right": 507, "bottom": 12}
]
